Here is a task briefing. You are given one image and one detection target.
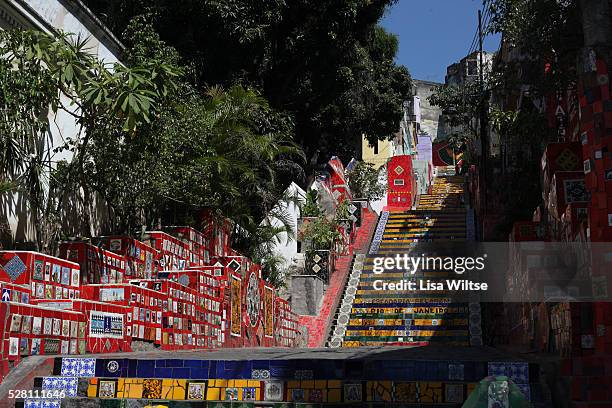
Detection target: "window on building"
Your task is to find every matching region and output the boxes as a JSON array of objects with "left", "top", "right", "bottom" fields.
[
  {"left": 466, "top": 59, "right": 478, "bottom": 76},
  {"left": 394, "top": 179, "right": 404, "bottom": 186}
]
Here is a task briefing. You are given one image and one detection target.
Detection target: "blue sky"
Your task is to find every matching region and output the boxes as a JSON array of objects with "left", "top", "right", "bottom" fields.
[{"left": 381, "top": 0, "right": 501, "bottom": 83}]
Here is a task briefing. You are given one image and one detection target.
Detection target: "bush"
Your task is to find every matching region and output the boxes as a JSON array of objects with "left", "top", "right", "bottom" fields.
[{"left": 347, "top": 161, "right": 386, "bottom": 201}]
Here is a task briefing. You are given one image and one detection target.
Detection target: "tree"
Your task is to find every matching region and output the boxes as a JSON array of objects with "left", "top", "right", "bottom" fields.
[
  {"left": 428, "top": 81, "right": 482, "bottom": 149},
  {"left": 81, "top": 0, "right": 412, "bottom": 164},
  {"left": 346, "top": 161, "right": 385, "bottom": 201},
  {"left": 0, "top": 28, "right": 181, "bottom": 250},
  {"left": 486, "top": 0, "right": 582, "bottom": 96}
]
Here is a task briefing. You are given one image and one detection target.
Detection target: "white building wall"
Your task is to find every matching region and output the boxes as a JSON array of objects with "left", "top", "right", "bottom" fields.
[
  {"left": 261, "top": 182, "right": 306, "bottom": 271},
  {"left": 0, "top": 0, "right": 123, "bottom": 246}
]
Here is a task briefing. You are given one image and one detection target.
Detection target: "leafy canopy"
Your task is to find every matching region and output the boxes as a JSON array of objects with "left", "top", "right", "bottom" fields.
[{"left": 81, "top": 0, "right": 412, "bottom": 163}]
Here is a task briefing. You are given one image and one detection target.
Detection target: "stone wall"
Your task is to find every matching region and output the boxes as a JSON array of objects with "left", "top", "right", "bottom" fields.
[{"left": 413, "top": 79, "right": 446, "bottom": 141}]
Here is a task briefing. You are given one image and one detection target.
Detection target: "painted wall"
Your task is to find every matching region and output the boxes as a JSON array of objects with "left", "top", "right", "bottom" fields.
[{"left": 361, "top": 136, "right": 396, "bottom": 170}]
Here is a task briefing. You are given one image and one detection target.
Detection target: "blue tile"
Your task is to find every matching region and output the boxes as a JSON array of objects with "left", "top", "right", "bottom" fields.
[
  {"left": 270, "top": 366, "right": 290, "bottom": 379},
  {"left": 128, "top": 361, "right": 137, "bottom": 378},
  {"left": 172, "top": 368, "right": 190, "bottom": 378},
  {"left": 154, "top": 368, "right": 168, "bottom": 378},
  {"left": 315, "top": 362, "right": 336, "bottom": 379},
  {"left": 222, "top": 361, "right": 250, "bottom": 378},
  {"left": 213, "top": 361, "right": 224, "bottom": 378},
  {"left": 251, "top": 360, "right": 270, "bottom": 370},
  {"left": 95, "top": 359, "right": 106, "bottom": 377},
  {"left": 208, "top": 361, "right": 217, "bottom": 378},
  {"left": 414, "top": 361, "right": 428, "bottom": 380},
  {"left": 463, "top": 362, "right": 475, "bottom": 381},
  {"left": 136, "top": 360, "right": 155, "bottom": 378},
  {"left": 190, "top": 368, "right": 209, "bottom": 379},
  {"left": 184, "top": 360, "right": 202, "bottom": 369},
  {"left": 269, "top": 360, "right": 291, "bottom": 368},
  {"left": 474, "top": 362, "right": 487, "bottom": 380},
  {"left": 155, "top": 360, "right": 166, "bottom": 368},
  {"left": 166, "top": 359, "right": 184, "bottom": 368},
  {"left": 438, "top": 362, "right": 449, "bottom": 380}
]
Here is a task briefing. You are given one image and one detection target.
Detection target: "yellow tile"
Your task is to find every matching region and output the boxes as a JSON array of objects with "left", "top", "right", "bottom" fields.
[
  {"left": 227, "top": 380, "right": 235, "bottom": 387},
  {"left": 301, "top": 380, "right": 314, "bottom": 389},
  {"left": 117, "top": 378, "right": 125, "bottom": 393},
  {"left": 328, "top": 389, "right": 341, "bottom": 402},
  {"left": 328, "top": 380, "right": 342, "bottom": 389},
  {"left": 206, "top": 387, "right": 221, "bottom": 400},
  {"left": 235, "top": 379, "right": 247, "bottom": 388},
  {"left": 116, "top": 391, "right": 125, "bottom": 399},
  {"left": 287, "top": 380, "right": 300, "bottom": 388},
  {"left": 256, "top": 389, "right": 261, "bottom": 400},
  {"left": 247, "top": 380, "right": 260, "bottom": 387},
  {"left": 172, "top": 386, "right": 187, "bottom": 400},
  {"left": 315, "top": 380, "right": 327, "bottom": 389},
  {"left": 215, "top": 379, "right": 228, "bottom": 387},
  {"left": 162, "top": 379, "right": 173, "bottom": 386},
  {"left": 87, "top": 385, "right": 97, "bottom": 398},
  {"left": 162, "top": 384, "right": 173, "bottom": 399},
  {"left": 128, "top": 383, "right": 143, "bottom": 399}
]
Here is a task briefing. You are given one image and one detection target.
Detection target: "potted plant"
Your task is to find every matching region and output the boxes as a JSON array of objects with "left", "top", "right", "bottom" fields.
[
  {"left": 298, "top": 189, "right": 324, "bottom": 252},
  {"left": 334, "top": 199, "right": 352, "bottom": 256},
  {"left": 300, "top": 217, "right": 340, "bottom": 283}
]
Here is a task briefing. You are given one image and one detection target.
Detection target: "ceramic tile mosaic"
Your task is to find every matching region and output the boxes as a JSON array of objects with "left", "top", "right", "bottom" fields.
[
  {"left": 61, "top": 357, "right": 96, "bottom": 377},
  {"left": 3, "top": 254, "right": 27, "bottom": 281},
  {"left": 445, "top": 383, "right": 464, "bottom": 403},
  {"left": 42, "top": 376, "right": 78, "bottom": 397},
  {"left": 24, "top": 400, "right": 61, "bottom": 408},
  {"left": 487, "top": 361, "right": 508, "bottom": 377},
  {"left": 448, "top": 363, "right": 465, "bottom": 381},
  {"left": 508, "top": 362, "right": 529, "bottom": 384},
  {"left": 251, "top": 369, "right": 270, "bottom": 379}
]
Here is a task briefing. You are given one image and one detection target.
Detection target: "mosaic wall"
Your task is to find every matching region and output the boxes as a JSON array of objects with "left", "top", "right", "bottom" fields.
[
  {"left": 17, "top": 357, "right": 538, "bottom": 406},
  {"left": 1, "top": 228, "right": 299, "bottom": 383}
]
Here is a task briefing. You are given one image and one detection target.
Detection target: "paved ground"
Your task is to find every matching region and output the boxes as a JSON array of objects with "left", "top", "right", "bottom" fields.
[{"left": 61, "top": 345, "right": 535, "bottom": 361}]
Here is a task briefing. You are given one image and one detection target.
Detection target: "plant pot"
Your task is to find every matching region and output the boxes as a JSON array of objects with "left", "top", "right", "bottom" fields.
[
  {"left": 336, "top": 218, "right": 352, "bottom": 256},
  {"left": 304, "top": 249, "right": 332, "bottom": 283},
  {"left": 349, "top": 200, "right": 367, "bottom": 227}
]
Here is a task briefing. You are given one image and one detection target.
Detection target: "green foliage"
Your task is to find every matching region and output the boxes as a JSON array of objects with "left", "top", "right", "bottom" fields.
[
  {"left": 346, "top": 161, "right": 385, "bottom": 201},
  {"left": 300, "top": 217, "right": 340, "bottom": 251},
  {"left": 0, "top": 20, "right": 304, "bottom": 272},
  {"left": 81, "top": 0, "right": 412, "bottom": 163},
  {"left": 259, "top": 253, "right": 289, "bottom": 289},
  {"left": 428, "top": 81, "right": 482, "bottom": 148},
  {"left": 486, "top": 0, "right": 581, "bottom": 95},
  {"left": 301, "top": 190, "right": 323, "bottom": 218},
  {"left": 335, "top": 200, "right": 351, "bottom": 220},
  {"left": 0, "top": 28, "right": 181, "bottom": 248}
]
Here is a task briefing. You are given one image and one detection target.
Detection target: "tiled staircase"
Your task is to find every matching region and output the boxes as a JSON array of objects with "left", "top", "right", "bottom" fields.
[
  {"left": 318, "top": 169, "right": 554, "bottom": 405},
  {"left": 332, "top": 173, "right": 475, "bottom": 347}
]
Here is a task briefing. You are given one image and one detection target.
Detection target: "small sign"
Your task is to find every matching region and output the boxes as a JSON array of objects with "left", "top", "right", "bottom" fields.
[{"left": 1, "top": 288, "right": 11, "bottom": 302}]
